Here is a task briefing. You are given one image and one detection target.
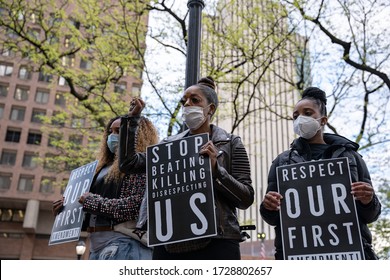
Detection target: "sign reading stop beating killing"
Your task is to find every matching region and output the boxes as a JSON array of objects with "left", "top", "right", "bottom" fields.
[
  {"left": 276, "top": 157, "right": 365, "bottom": 260},
  {"left": 146, "top": 133, "right": 217, "bottom": 246}
]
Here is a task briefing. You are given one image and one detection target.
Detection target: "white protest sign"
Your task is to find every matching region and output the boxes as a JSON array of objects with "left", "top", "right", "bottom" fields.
[
  {"left": 276, "top": 157, "right": 364, "bottom": 260},
  {"left": 49, "top": 160, "right": 98, "bottom": 245},
  {"left": 147, "top": 133, "right": 216, "bottom": 246}
]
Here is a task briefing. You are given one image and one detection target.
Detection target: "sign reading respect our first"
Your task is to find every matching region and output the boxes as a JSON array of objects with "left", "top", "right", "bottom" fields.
[
  {"left": 146, "top": 133, "right": 217, "bottom": 246},
  {"left": 276, "top": 157, "right": 365, "bottom": 260},
  {"left": 49, "top": 160, "right": 98, "bottom": 246}
]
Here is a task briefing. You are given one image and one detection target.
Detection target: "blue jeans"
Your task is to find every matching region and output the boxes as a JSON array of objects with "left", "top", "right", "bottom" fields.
[{"left": 89, "top": 238, "right": 153, "bottom": 260}]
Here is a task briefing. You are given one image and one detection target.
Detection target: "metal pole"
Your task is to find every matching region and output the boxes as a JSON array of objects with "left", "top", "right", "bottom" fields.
[{"left": 185, "top": 0, "right": 205, "bottom": 90}]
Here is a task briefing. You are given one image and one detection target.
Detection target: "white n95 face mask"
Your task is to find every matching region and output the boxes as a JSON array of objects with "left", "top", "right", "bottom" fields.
[
  {"left": 182, "top": 105, "right": 208, "bottom": 130},
  {"left": 293, "top": 115, "right": 322, "bottom": 139}
]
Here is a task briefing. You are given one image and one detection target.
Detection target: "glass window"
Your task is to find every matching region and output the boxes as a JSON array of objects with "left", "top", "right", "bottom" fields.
[
  {"left": 12, "top": 209, "right": 25, "bottom": 222},
  {"left": 31, "top": 108, "right": 46, "bottom": 123},
  {"left": 22, "top": 152, "right": 38, "bottom": 168},
  {"left": 54, "top": 92, "right": 67, "bottom": 107},
  {"left": 0, "top": 63, "right": 13, "bottom": 76},
  {"left": 14, "top": 86, "right": 29, "bottom": 101},
  {"left": 43, "top": 153, "right": 57, "bottom": 172},
  {"left": 35, "top": 89, "right": 50, "bottom": 104},
  {"left": 18, "top": 66, "right": 31, "bottom": 80},
  {"left": 114, "top": 82, "right": 126, "bottom": 94},
  {"left": 27, "top": 28, "right": 40, "bottom": 41},
  {"left": 0, "top": 103, "right": 4, "bottom": 119},
  {"left": 51, "top": 111, "right": 65, "bottom": 127},
  {"left": 48, "top": 132, "right": 63, "bottom": 147},
  {"left": 132, "top": 84, "right": 141, "bottom": 95},
  {"left": 27, "top": 131, "right": 42, "bottom": 145},
  {"left": 10, "top": 106, "right": 25, "bottom": 121},
  {"left": 39, "top": 177, "right": 55, "bottom": 193},
  {"left": 61, "top": 55, "right": 75, "bottom": 67},
  {"left": 0, "top": 83, "right": 8, "bottom": 97},
  {"left": 1, "top": 47, "right": 14, "bottom": 57},
  {"left": 17, "top": 175, "right": 34, "bottom": 192},
  {"left": 0, "top": 173, "right": 12, "bottom": 190},
  {"left": 0, "top": 150, "right": 17, "bottom": 166},
  {"left": 69, "top": 135, "right": 83, "bottom": 149},
  {"left": 80, "top": 59, "right": 92, "bottom": 70},
  {"left": 58, "top": 76, "right": 68, "bottom": 86},
  {"left": 5, "top": 129, "right": 21, "bottom": 143},
  {"left": 38, "top": 71, "right": 53, "bottom": 83},
  {"left": 71, "top": 116, "right": 85, "bottom": 128}
]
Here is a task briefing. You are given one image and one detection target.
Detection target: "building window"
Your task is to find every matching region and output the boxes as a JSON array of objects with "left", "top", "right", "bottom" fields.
[
  {"left": 71, "top": 116, "right": 85, "bottom": 128},
  {"left": 18, "top": 66, "right": 32, "bottom": 80},
  {"left": 22, "top": 152, "right": 38, "bottom": 168},
  {"left": 58, "top": 76, "right": 68, "bottom": 86},
  {"left": 80, "top": 59, "right": 92, "bottom": 70},
  {"left": 61, "top": 55, "right": 75, "bottom": 67},
  {"left": 69, "top": 18, "right": 81, "bottom": 29},
  {"left": 27, "top": 28, "right": 40, "bottom": 41},
  {"left": 40, "top": 177, "right": 55, "bottom": 193},
  {"left": 0, "top": 103, "right": 4, "bottom": 119},
  {"left": 9, "top": 106, "right": 26, "bottom": 121},
  {"left": 132, "top": 84, "right": 141, "bottom": 95},
  {"left": 1, "top": 47, "right": 14, "bottom": 57},
  {"left": 35, "top": 89, "right": 50, "bottom": 104},
  {"left": 69, "top": 135, "right": 83, "bottom": 149},
  {"left": 0, "top": 83, "right": 8, "bottom": 97},
  {"left": 0, "top": 150, "right": 17, "bottom": 166},
  {"left": 54, "top": 92, "right": 67, "bottom": 107},
  {"left": 48, "top": 132, "right": 63, "bottom": 147},
  {"left": 14, "top": 86, "right": 29, "bottom": 101},
  {"left": 38, "top": 71, "right": 53, "bottom": 83},
  {"left": 0, "top": 63, "right": 13, "bottom": 76},
  {"left": 114, "top": 82, "right": 126, "bottom": 94},
  {"left": 27, "top": 131, "right": 42, "bottom": 145},
  {"left": 17, "top": 175, "right": 34, "bottom": 192},
  {"left": 0, "top": 173, "right": 12, "bottom": 190},
  {"left": 43, "top": 153, "right": 57, "bottom": 172},
  {"left": 51, "top": 111, "right": 65, "bottom": 127},
  {"left": 31, "top": 108, "right": 46, "bottom": 123},
  {"left": 5, "top": 128, "right": 21, "bottom": 143},
  {"left": 0, "top": 208, "right": 25, "bottom": 222},
  {"left": 64, "top": 35, "right": 74, "bottom": 48}
]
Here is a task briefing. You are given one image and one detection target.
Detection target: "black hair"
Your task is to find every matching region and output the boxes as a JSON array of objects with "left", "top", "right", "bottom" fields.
[
  {"left": 301, "top": 87, "right": 327, "bottom": 116},
  {"left": 197, "top": 76, "right": 219, "bottom": 109}
]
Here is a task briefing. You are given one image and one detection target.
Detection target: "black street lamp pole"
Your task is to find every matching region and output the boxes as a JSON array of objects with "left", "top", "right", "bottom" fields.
[{"left": 185, "top": 0, "right": 205, "bottom": 90}]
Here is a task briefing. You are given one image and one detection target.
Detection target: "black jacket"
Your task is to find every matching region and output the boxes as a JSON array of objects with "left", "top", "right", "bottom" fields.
[
  {"left": 260, "top": 133, "right": 381, "bottom": 259},
  {"left": 119, "top": 117, "right": 254, "bottom": 240}
]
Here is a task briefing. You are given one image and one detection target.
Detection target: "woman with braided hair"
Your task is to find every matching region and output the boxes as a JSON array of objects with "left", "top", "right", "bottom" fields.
[
  {"left": 120, "top": 77, "right": 254, "bottom": 259},
  {"left": 260, "top": 87, "right": 382, "bottom": 260}
]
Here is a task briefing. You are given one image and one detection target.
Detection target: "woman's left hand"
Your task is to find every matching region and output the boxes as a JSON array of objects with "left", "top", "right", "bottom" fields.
[
  {"left": 199, "top": 140, "right": 219, "bottom": 174},
  {"left": 79, "top": 192, "right": 92, "bottom": 204},
  {"left": 351, "top": 182, "right": 374, "bottom": 205}
]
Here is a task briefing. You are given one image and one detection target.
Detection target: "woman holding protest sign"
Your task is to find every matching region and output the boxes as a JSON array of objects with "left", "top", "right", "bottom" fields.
[
  {"left": 259, "top": 87, "right": 382, "bottom": 260},
  {"left": 52, "top": 109, "right": 159, "bottom": 260},
  {"left": 119, "top": 76, "right": 254, "bottom": 260}
]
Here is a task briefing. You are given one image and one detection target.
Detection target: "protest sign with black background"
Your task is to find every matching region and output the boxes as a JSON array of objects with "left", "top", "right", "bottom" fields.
[
  {"left": 49, "top": 160, "right": 98, "bottom": 245},
  {"left": 276, "top": 157, "right": 365, "bottom": 260},
  {"left": 147, "top": 133, "right": 216, "bottom": 246}
]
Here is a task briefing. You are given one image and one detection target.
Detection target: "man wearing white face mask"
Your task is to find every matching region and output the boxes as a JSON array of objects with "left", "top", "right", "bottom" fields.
[{"left": 260, "top": 87, "right": 382, "bottom": 260}]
